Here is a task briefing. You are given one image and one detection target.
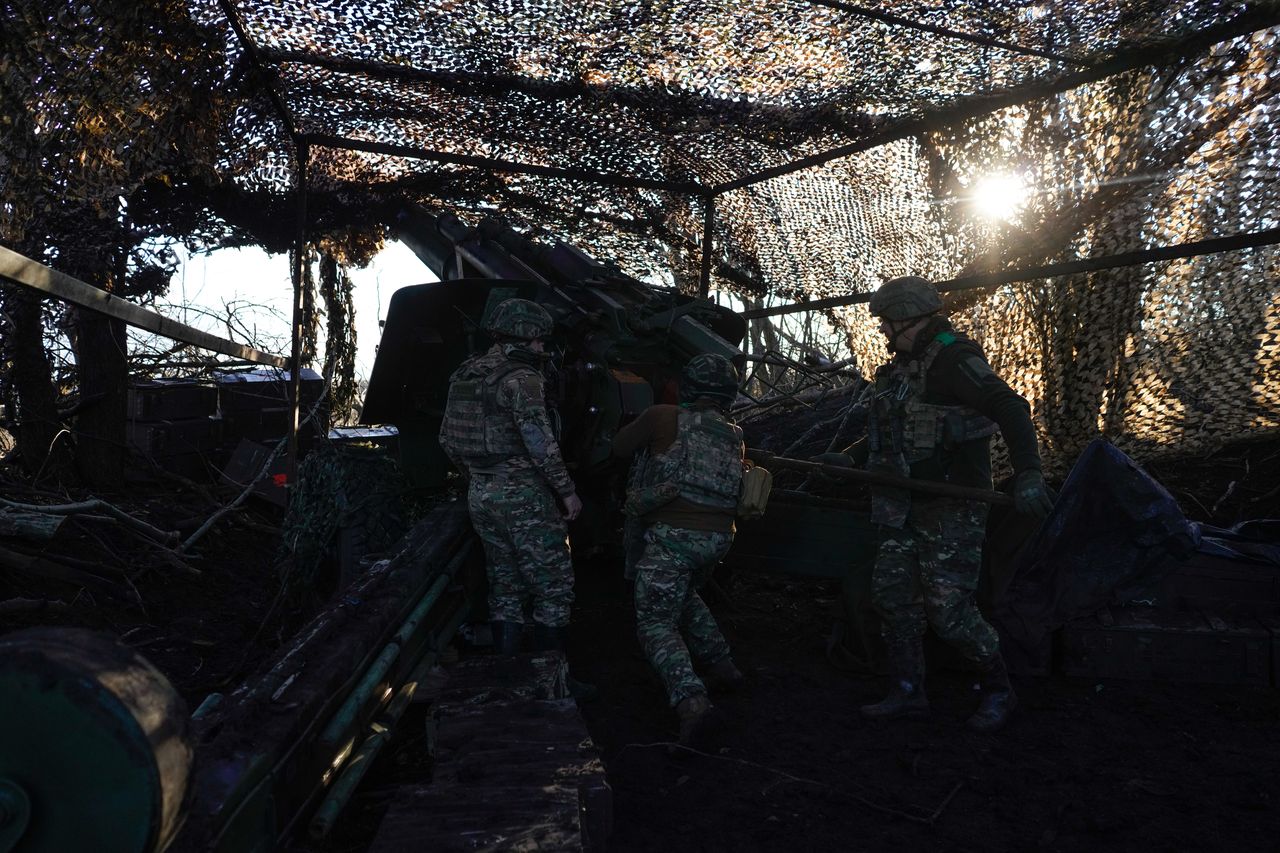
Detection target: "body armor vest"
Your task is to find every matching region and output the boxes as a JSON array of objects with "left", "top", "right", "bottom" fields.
[
  {"left": 653, "top": 407, "right": 744, "bottom": 511},
  {"left": 867, "top": 335, "right": 998, "bottom": 527},
  {"left": 439, "top": 350, "right": 536, "bottom": 465}
]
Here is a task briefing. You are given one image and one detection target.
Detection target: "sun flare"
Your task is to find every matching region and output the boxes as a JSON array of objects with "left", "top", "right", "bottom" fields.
[{"left": 970, "top": 172, "right": 1030, "bottom": 222}]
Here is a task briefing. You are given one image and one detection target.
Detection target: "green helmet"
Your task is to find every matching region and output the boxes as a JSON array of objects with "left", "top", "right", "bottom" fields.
[
  {"left": 486, "top": 298, "right": 553, "bottom": 340},
  {"left": 869, "top": 276, "right": 943, "bottom": 321},
  {"left": 682, "top": 353, "right": 739, "bottom": 402}
]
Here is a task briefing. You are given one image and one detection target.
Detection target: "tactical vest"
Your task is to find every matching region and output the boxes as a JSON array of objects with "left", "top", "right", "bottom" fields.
[
  {"left": 439, "top": 350, "right": 536, "bottom": 465},
  {"left": 866, "top": 333, "right": 998, "bottom": 527},
  {"left": 653, "top": 407, "right": 744, "bottom": 511}
]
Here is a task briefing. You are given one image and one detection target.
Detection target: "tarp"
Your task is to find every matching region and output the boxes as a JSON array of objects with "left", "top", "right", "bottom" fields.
[{"left": 993, "top": 439, "right": 1200, "bottom": 672}]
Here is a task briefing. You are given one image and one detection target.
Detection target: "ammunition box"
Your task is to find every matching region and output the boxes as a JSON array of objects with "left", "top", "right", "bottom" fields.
[{"left": 127, "top": 380, "right": 217, "bottom": 422}]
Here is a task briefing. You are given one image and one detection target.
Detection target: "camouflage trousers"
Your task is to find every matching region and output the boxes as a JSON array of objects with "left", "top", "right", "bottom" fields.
[
  {"left": 468, "top": 471, "right": 573, "bottom": 628},
  {"left": 872, "top": 498, "right": 999, "bottom": 664},
  {"left": 633, "top": 523, "right": 733, "bottom": 706}
]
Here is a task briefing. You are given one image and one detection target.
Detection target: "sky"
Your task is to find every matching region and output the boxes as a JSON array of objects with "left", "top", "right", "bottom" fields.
[
  {"left": 150, "top": 237, "right": 856, "bottom": 384},
  {"left": 156, "top": 239, "right": 437, "bottom": 382}
]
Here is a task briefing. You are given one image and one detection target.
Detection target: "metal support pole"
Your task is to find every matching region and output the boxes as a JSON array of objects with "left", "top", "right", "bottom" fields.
[
  {"left": 288, "top": 139, "right": 310, "bottom": 484},
  {"left": 699, "top": 195, "right": 715, "bottom": 298},
  {"left": 740, "top": 224, "right": 1280, "bottom": 320}
]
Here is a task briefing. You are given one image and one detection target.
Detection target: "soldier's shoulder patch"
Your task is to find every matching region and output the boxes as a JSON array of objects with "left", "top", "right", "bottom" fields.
[
  {"left": 958, "top": 355, "right": 997, "bottom": 385},
  {"left": 509, "top": 369, "right": 544, "bottom": 395}
]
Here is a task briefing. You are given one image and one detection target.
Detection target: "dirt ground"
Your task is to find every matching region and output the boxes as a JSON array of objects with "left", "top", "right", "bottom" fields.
[
  {"left": 571, "top": 566, "right": 1280, "bottom": 853},
  {"left": 3, "top": 435, "right": 1279, "bottom": 851}
]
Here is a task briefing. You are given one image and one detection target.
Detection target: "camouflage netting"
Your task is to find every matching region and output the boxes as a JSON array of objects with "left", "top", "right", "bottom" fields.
[{"left": 2, "top": 1, "right": 1279, "bottom": 475}]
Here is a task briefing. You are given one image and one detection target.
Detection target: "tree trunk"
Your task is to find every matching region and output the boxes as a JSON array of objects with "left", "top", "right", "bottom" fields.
[
  {"left": 60, "top": 233, "right": 129, "bottom": 488},
  {"left": 72, "top": 305, "right": 128, "bottom": 486},
  {"left": 4, "top": 285, "right": 73, "bottom": 480}
]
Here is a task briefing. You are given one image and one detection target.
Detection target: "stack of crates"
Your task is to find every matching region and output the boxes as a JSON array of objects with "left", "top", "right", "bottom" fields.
[
  {"left": 214, "top": 368, "right": 328, "bottom": 450},
  {"left": 126, "top": 379, "right": 222, "bottom": 478}
]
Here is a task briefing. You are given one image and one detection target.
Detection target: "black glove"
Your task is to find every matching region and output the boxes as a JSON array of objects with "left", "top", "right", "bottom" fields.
[
  {"left": 1012, "top": 469, "right": 1054, "bottom": 519},
  {"left": 810, "top": 452, "right": 855, "bottom": 469}
]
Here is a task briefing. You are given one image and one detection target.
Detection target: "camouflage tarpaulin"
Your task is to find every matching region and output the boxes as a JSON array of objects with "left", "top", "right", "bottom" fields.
[
  {"left": 2, "top": 1, "right": 1279, "bottom": 473},
  {"left": 280, "top": 444, "right": 407, "bottom": 591}
]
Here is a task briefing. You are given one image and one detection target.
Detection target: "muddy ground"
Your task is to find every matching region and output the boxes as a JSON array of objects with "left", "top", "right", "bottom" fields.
[
  {"left": 571, "top": 567, "right": 1280, "bottom": 853},
  {"left": 2, "top": 434, "right": 1279, "bottom": 851}
]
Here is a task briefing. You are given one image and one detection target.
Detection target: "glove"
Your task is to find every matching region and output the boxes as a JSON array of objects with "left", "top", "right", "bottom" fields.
[
  {"left": 1012, "top": 470, "right": 1054, "bottom": 520},
  {"left": 810, "top": 452, "right": 855, "bottom": 469}
]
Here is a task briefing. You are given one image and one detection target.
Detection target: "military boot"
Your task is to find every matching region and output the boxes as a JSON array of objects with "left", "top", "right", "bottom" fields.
[
  {"left": 703, "top": 656, "right": 745, "bottom": 694},
  {"left": 859, "top": 643, "right": 929, "bottom": 720},
  {"left": 967, "top": 653, "right": 1017, "bottom": 733},
  {"left": 676, "top": 692, "right": 712, "bottom": 745},
  {"left": 491, "top": 620, "right": 522, "bottom": 657},
  {"left": 533, "top": 624, "right": 600, "bottom": 701}
]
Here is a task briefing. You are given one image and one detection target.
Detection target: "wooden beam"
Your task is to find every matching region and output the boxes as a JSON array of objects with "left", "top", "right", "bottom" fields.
[{"left": 0, "top": 245, "right": 288, "bottom": 367}]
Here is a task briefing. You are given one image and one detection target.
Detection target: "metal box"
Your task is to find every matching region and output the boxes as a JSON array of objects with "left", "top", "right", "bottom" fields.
[
  {"left": 127, "top": 380, "right": 217, "bottom": 422},
  {"left": 1060, "top": 607, "right": 1271, "bottom": 686}
]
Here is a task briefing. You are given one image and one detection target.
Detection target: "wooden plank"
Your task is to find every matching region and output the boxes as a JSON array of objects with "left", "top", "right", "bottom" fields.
[
  {"left": 370, "top": 653, "right": 611, "bottom": 852},
  {"left": 0, "top": 245, "right": 287, "bottom": 367}
]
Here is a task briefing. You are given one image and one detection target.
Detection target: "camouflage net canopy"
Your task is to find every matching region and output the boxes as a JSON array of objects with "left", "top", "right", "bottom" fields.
[{"left": 2, "top": 1, "right": 1280, "bottom": 473}]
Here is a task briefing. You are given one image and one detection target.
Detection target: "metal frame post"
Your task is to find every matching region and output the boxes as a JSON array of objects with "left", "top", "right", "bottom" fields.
[
  {"left": 699, "top": 194, "right": 715, "bottom": 298},
  {"left": 288, "top": 139, "right": 310, "bottom": 482}
]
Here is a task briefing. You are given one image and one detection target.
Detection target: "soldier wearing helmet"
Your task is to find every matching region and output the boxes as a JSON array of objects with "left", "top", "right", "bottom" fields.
[
  {"left": 611, "top": 352, "right": 748, "bottom": 743},
  {"left": 815, "top": 276, "right": 1052, "bottom": 732},
  {"left": 439, "top": 298, "right": 586, "bottom": 672}
]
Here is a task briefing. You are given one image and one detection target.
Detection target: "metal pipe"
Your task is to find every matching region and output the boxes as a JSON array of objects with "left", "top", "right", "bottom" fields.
[
  {"left": 307, "top": 595, "right": 472, "bottom": 840},
  {"left": 699, "top": 196, "right": 715, "bottom": 298},
  {"left": 316, "top": 572, "right": 450, "bottom": 748},
  {"left": 287, "top": 139, "right": 309, "bottom": 484},
  {"left": 740, "top": 224, "right": 1280, "bottom": 320},
  {"left": 306, "top": 133, "right": 704, "bottom": 195},
  {"left": 747, "top": 448, "right": 1013, "bottom": 505},
  {"left": 715, "top": 7, "right": 1280, "bottom": 195},
  {"left": 806, "top": 0, "right": 1089, "bottom": 67}
]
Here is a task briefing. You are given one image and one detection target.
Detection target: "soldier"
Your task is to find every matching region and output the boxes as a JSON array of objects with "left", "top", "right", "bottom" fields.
[
  {"left": 815, "top": 276, "right": 1053, "bottom": 732},
  {"left": 612, "top": 354, "right": 747, "bottom": 742},
  {"left": 438, "top": 298, "right": 585, "bottom": 666}
]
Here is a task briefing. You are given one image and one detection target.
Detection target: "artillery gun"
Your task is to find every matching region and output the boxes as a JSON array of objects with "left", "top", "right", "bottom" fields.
[
  {"left": 362, "top": 204, "right": 747, "bottom": 491},
  {"left": 0, "top": 212, "right": 755, "bottom": 853}
]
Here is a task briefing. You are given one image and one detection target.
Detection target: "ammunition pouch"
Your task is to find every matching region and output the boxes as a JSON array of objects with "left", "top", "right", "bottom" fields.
[{"left": 736, "top": 464, "right": 773, "bottom": 520}]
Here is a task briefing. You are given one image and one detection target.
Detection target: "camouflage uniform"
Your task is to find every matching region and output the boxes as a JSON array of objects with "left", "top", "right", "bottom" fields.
[
  {"left": 865, "top": 329, "right": 1003, "bottom": 666},
  {"left": 618, "top": 401, "right": 744, "bottom": 707},
  {"left": 440, "top": 341, "right": 576, "bottom": 628},
  {"left": 872, "top": 498, "right": 997, "bottom": 665},
  {"left": 846, "top": 276, "right": 1048, "bottom": 730},
  {"left": 634, "top": 522, "right": 733, "bottom": 705}
]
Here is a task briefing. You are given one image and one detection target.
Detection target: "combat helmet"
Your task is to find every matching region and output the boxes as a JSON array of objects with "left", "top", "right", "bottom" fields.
[
  {"left": 487, "top": 298, "right": 553, "bottom": 340},
  {"left": 682, "top": 353, "right": 740, "bottom": 404},
  {"left": 869, "top": 276, "right": 943, "bottom": 321}
]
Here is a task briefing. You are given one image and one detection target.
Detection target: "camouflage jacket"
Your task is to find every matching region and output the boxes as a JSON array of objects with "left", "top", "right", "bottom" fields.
[{"left": 439, "top": 345, "right": 575, "bottom": 497}]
